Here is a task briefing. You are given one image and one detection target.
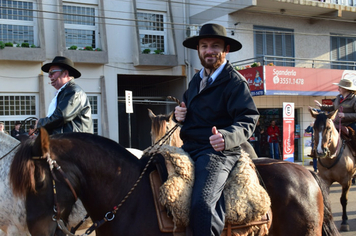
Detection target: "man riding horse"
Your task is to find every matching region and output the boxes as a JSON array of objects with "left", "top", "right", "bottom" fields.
[
  {"left": 311, "top": 74, "right": 356, "bottom": 157},
  {"left": 174, "top": 23, "right": 259, "bottom": 236}
]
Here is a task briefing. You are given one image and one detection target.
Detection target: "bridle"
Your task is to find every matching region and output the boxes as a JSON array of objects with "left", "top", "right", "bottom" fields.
[
  {"left": 317, "top": 108, "right": 345, "bottom": 169},
  {"left": 33, "top": 152, "right": 79, "bottom": 235}
]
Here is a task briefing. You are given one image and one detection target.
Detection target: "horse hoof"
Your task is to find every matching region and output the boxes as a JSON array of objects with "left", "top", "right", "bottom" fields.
[{"left": 340, "top": 224, "right": 350, "bottom": 232}]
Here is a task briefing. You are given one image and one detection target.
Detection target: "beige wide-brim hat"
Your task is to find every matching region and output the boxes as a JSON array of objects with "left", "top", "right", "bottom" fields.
[
  {"left": 333, "top": 77, "right": 356, "bottom": 91},
  {"left": 183, "top": 23, "right": 242, "bottom": 52}
]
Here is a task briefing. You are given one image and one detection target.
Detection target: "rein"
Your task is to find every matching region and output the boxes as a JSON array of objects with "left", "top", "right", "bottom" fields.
[{"left": 0, "top": 143, "right": 20, "bottom": 161}]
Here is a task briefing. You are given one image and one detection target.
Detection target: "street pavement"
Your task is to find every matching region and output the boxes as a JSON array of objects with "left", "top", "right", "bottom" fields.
[{"left": 77, "top": 163, "right": 356, "bottom": 236}]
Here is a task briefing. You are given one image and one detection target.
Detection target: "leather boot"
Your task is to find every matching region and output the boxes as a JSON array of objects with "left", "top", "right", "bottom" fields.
[{"left": 340, "top": 126, "right": 349, "bottom": 137}]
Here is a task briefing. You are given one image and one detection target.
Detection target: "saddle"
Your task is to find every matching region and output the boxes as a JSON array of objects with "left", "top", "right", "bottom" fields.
[
  {"left": 146, "top": 145, "right": 272, "bottom": 236},
  {"left": 340, "top": 126, "right": 356, "bottom": 157}
]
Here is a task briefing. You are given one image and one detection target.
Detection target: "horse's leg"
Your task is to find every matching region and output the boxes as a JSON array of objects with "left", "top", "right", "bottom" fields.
[{"left": 339, "top": 181, "right": 351, "bottom": 231}]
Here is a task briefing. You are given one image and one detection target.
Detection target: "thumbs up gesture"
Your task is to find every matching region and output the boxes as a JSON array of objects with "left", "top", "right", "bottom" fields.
[{"left": 210, "top": 126, "right": 225, "bottom": 151}]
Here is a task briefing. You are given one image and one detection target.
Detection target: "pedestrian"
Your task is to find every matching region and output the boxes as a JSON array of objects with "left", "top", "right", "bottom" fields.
[
  {"left": 174, "top": 23, "right": 259, "bottom": 236},
  {"left": 251, "top": 119, "right": 264, "bottom": 157},
  {"left": 267, "top": 120, "right": 280, "bottom": 159},
  {"left": 35, "top": 56, "right": 93, "bottom": 134},
  {"left": 11, "top": 122, "right": 25, "bottom": 140},
  {"left": 27, "top": 125, "right": 37, "bottom": 139},
  {"left": 305, "top": 122, "right": 317, "bottom": 172},
  {"left": 0, "top": 122, "right": 9, "bottom": 135}
]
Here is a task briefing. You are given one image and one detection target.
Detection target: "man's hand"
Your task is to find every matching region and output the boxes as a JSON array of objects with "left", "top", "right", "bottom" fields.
[
  {"left": 314, "top": 100, "right": 321, "bottom": 107},
  {"left": 174, "top": 102, "right": 187, "bottom": 122},
  {"left": 210, "top": 126, "right": 225, "bottom": 151}
]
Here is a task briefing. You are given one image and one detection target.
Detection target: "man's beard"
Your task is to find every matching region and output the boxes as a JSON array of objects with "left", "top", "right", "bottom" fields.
[{"left": 199, "top": 51, "right": 225, "bottom": 70}]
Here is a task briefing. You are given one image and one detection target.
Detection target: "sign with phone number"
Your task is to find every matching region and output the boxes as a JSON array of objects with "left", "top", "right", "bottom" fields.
[{"left": 275, "top": 77, "right": 304, "bottom": 85}]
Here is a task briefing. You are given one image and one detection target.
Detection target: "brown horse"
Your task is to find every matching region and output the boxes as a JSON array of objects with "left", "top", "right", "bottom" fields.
[
  {"left": 148, "top": 108, "right": 183, "bottom": 147},
  {"left": 9, "top": 128, "right": 339, "bottom": 236},
  {"left": 310, "top": 107, "right": 356, "bottom": 231}
]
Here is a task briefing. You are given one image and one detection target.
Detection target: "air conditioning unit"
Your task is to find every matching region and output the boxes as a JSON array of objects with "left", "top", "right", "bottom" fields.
[{"left": 186, "top": 25, "right": 200, "bottom": 38}]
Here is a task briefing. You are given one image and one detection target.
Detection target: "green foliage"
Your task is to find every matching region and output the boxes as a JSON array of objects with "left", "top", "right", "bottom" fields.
[
  {"left": 21, "top": 42, "right": 30, "bottom": 48},
  {"left": 83, "top": 46, "right": 93, "bottom": 51},
  {"left": 0, "top": 41, "right": 4, "bottom": 49},
  {"left": 31, "top": 44, "right": 36, "bottom": 48},
  {"left": 142, "top": 49, "right": 151, "bottom": 54},
  {"left": 68, "top": 45, "right": 78, "bottom": 50},
  {"left": 154, "top": 49, "right": 163, "bottom": 55},
  {"left": 5, "top": 42, "right": 13, "bottom": 47},
  {"left": 94, "top": 48, "right": 102, "bottom": 51}
]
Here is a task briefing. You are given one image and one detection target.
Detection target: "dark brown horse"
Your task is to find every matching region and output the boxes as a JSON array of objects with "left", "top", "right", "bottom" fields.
[
  {"left": 310, "top": 107, "right": 356, "bottom": 231},
  {"left": 9, "top": 128, "right": 339, "bottom": 236}
]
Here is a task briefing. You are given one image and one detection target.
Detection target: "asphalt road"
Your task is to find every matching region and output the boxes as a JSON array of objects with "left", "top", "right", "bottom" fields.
[
  {"left": 77, "top": 164, "right": 356, "bottom": 236},
  {"left": 329, "top": 182, "right": 356, "bottom": 236}
]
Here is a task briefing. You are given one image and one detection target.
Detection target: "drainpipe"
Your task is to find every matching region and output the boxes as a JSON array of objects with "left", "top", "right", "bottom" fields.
[{"left": 183, "top": 0, "right": 191, "bottom": 89}]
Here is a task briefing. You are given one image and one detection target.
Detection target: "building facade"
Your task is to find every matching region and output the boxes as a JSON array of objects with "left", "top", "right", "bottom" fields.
[{"left": 0, "top": 0, "right": 355, "bottom": 161}]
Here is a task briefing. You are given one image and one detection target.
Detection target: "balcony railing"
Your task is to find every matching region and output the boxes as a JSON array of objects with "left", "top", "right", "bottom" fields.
[{"left": 231, "top": 56, "right": 356, "bottom": 70}]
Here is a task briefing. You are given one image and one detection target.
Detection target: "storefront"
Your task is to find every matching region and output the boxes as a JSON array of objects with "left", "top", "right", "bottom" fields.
[{"left": 240, "top": 66, "right": 356, "bottom": 162}]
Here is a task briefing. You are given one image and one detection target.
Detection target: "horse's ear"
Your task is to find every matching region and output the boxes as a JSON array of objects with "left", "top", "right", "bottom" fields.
[
  {"left": 168, "top": 111, "right": 174, "bottom": 121},
  {"left": 32, "top": 128, "right": 50, "bottom": 156},
  {"left": 309, "top": 107, "right": 319, "bottom": 118},
  {"left": 148, "top": 109, "right": 156, "bottom": 120},
  {"left": 328, "top": 109, "right": 338, "bottom": 120}
]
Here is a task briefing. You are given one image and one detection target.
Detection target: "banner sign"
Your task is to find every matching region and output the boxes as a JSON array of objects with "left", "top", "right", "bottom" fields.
[
  {"left": 264, "top": 67, "right": 354, "bottom": 96},
  {"left": 239, "top": 66, "right": 265, "bottom": 96},
  {"left": 125, "top": 90, "right": 133, "bottom": 113},
  {"left": 283, "top": 102, "right": 295, "bottom": 162}
]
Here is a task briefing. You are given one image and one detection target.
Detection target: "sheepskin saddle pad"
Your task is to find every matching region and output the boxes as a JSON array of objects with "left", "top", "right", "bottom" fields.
[{"left": 144, "top": 145, "right": 271, "bottom": 228}]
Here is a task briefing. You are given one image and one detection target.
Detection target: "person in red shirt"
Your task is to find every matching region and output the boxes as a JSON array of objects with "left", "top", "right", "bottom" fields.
[{"left": 267, "top": 120, "right": 280, "bottom": 159}]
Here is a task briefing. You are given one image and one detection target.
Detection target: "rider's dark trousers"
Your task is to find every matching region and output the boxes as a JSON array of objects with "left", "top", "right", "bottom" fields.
[{"left": 183, "top": 144, "right": 240, "bottom": 236}]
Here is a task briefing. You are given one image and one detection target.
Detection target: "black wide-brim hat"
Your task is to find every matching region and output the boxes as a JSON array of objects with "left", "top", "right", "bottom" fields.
[
  {"left": 183, "top": 23, "right": 242, "bottom": 52},
  {"left": 41, "top": 56, "right": 81, "bottom": 78}
]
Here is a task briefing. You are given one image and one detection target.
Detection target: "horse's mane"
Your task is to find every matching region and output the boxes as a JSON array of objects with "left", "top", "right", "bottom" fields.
[
  {"left": 9, "top": 139, "right": 38, "bottom": 197},
  {"left": 10, "top": 131, "right": 142, "bottom": 198}
]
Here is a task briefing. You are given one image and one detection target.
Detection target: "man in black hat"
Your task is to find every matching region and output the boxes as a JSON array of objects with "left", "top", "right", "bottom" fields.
[
  {"left": 36, "top": 56, "right": 93, "bottom": 134},
  {"left": 11, "top": 121, "right": 25, "bottom": 140},
  {"left": 174, "top": 23, "right": 259, "bottom": 235}
]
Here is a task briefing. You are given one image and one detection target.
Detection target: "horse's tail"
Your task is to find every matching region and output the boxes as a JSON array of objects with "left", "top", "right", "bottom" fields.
[
  {"left": 9, "top": 140, "right": 38, "bottom": 197},
  {"left": 309, "top": 171, "right": 341, "bottom": 236}
]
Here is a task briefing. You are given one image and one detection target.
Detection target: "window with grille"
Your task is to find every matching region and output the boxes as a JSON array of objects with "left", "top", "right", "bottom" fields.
[
  {"left": 0, "top": 94, "right": 38, "bottom": 134},
  {"left": 63, "top": 4, "right": 99, "bottom": 49},
  {"left": 0, "top": 0, "right": 37, "bottom": 46},
  {"left": 0, "top": 94, "right": 101, "bottom": 135},
  {"left": 88, "top": 95, "right": 101, "bottom": 135},
  {"left": 137, "top": 11, "right": 166, "bottom": 54},
  {"left": 331, "top": 35, "right": 356, "bottom": 70},
  {"left": 254, "top": 26, "right": 295, "bottom": 66}
]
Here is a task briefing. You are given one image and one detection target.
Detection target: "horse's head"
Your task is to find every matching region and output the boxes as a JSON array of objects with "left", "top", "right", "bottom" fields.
[
  {"left": 9, "top": 128, "right": 79, "bottom": 236},
  {"left": 148, "top": 108, "right": 174, "bottom": 145},
  {"left": 309, "top": 108, "right": 338, "bottom": 158}
]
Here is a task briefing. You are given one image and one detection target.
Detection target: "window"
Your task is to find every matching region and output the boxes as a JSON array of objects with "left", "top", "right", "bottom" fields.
[
  {"left": 63, "top": 4, "right": 99, "bottom": 49},
  {"left": 137, "top": 11, "right": 166, "bottom": 54},
  {"left": 331, "top": 35, "right": 356, "bottom": 70},
  {"left": 0, "top": 94, "right": 38, "bottom": 133},
  {"left": 88, "top": 95, "right": 101, "bottom": 135},
  {"left": 0, "top": 0, "right": 37, "bottom": 45},
  {"left": 254, "top": 26, "right": 295, "bottom": 66}
]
